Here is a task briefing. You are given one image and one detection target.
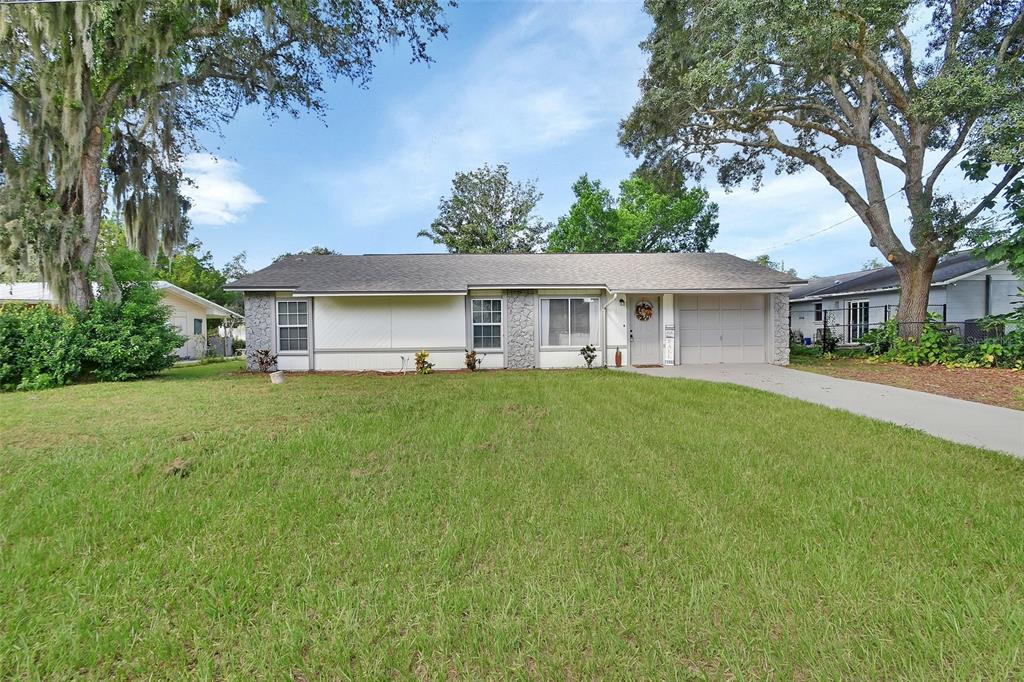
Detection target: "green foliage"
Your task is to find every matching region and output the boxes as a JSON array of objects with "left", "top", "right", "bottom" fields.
[
  {"left": 156, "top": 240, "right": 249, "bottom": 313},
  {"left": 620, "top": 0, "right": 1024, "bottom": 329},
  {"left": 0, "top": 303, "right": 82, "bottom": 391},
  {"left": 414, "top": 350, "right": 433, "bottom": 374},
  {"left": 0, "top": 246, "right": 182, "bottom": 390},
  {"left": 464, "top": 349, "right": 482, "bottom": 371},
  {"left": 753, "top": 254, "right": 798, "bottom": 278},
  {"left": 418, "top": 163, "right": 549, "bottom": 253},
  {"left": 547, "top": 174, "right": 718, "bottom": 253},
  {"left": 272, "top": 246, "right": 342, "bottom": 263},
  {"left": 0, "top": 0, "right": 449, "bottom": 307},
  {"left": 862, "top": 318, "right": 1024, "bottom": 369},
  {"left": 579, "top": 344, "right": 598, "bottom": 368}
]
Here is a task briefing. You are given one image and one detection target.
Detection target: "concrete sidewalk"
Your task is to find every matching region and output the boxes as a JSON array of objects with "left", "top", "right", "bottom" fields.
[{"left": 625, "top": 364, "right": 1024, "bottom": 459}]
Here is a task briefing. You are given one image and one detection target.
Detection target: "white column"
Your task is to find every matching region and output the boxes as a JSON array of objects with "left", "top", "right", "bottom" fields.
[{"left": 662, "top": 293, "right": 675, "bottom": 365}]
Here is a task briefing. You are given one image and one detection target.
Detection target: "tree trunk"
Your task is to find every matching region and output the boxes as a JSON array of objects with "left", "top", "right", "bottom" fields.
[
  {"left": 67, "top": 120, "right": 105, "bottom": 310},
  {"left": 894, "top": 254, "right": 939, "bottom": 339}
]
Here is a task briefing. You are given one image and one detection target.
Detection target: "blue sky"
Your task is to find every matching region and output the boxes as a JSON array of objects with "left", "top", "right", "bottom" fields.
[{"left": 186, "top": 0, "right": 987, "bottom": 278}]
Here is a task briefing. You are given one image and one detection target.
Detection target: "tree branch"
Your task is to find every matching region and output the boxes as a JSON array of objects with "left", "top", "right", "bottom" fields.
[
  {"left": 960, "top": 163, "right": 1024, "bottom": 225},
  {"left": 924, "top": 119, "right": 975, "bottom": 195},
  {"left": 893, "top": 25, "right": 918, "bottom": 91},
  {"left": 998, "top": 6, "right": 1024, "bottom": 61}
]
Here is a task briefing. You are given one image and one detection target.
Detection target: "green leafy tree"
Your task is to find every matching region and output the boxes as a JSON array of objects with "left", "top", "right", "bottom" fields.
[
  {"left": 547, "top": 174, "right": 718, "bottom": 253},
  {"left": 546, "top": 176, "right": 620, "bottom": 253},
  {"left": 862, "top": 258, "right": 885, "bottom": 271},
  {"left": 418, "top": 163, "right": 549, "bottom": 253},
  {"left": 0, "top": 0, "right": 449, "bottom": 310},
  {"left": 753, "top": 255, "right": 798, "bottom": 278},
  {"left": 157, "top": 242, "right": 229, "bottom": 306},
  {"left": 621, "top": 0, "right": 1024, "bottom": 336},
  {"left": 272, "top": 246, "right": 342, "bottom": 263}
]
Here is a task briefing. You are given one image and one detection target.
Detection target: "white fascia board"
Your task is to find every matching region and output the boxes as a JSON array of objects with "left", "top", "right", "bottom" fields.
[
  {"left": 616, "top": 288, "right": 792, "bottom": 294},
  {"left": 301, "top": 291, "right": 466, "bottom": 297},
  {"left": 155, "top": 281, "right": 240, "bottom": 318}
]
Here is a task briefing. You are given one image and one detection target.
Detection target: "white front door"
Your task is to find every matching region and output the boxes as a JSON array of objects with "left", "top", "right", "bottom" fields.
[
  {"left": 171, "top": 315, "right": 190, "bottom": 358},
  {"left": 628, "top": 296, "right": 661, "bottom": 366},
  {"left": 677, "top": 294, "right": 765, "bottom": 364}
]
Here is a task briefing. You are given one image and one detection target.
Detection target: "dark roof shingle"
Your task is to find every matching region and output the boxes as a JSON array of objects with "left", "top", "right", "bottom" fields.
[
  {"left": 790, "top": 250, "right": 994, "bottom": 300},
  {"left": 226, "top": 252, "right": 804, "bottom": 293}
]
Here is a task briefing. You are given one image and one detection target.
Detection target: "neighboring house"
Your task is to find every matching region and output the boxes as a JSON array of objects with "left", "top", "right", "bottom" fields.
[
  {"left": 0, "top": 280, "right": 241, "bottom": 360},
  {"left": 789, "top": 251, "right": 1022, "bottom": 344},
  {"left": 225, "top": 253, "right": 804, "bottom": 372}
]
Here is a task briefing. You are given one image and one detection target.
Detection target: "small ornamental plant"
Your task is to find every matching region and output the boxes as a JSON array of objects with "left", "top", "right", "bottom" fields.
[
  {"left": 464, "top": 349, "right": 482, "bottom": 371},
  {"left": 580, "top": 344, "right": 597, "bottom": 368},
  {"left": 249, "top": 349, "right": 278, "bottom": 373},
  {"left": 415, "top": 350, "right": 434, "bottom": 374}
]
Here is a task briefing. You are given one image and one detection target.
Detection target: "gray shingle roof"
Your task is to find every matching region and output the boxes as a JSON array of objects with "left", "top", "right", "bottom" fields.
[
  {"left": 790, "top": 251, "right": 995, "bottom": 301},
  {"left": 226, "top": 252, "right": 805, "bottom": 294}
]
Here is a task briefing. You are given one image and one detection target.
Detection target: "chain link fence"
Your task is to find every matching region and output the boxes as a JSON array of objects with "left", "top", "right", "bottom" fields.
[{"left": 790, "top": 304, "right": 1004, "bottom": 347}]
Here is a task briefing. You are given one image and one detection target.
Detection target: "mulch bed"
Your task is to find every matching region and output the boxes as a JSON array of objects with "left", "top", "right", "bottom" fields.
[{"left": 794, "top": 358, "right": 1024, "bottom": 410}]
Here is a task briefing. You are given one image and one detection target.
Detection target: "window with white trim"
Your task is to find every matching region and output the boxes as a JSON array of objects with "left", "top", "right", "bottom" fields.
[
  {"left": 813, "top": 302, "right": 823, "bottom": 322},
  {"left": 277, "top": 300, "right": 308, "bottom": 351},
  {"left": 471, "top": 299, "right": 502, "bottom": 349},
  {"left": 540, "top": 297, "right": 599, "bottom": 347}
]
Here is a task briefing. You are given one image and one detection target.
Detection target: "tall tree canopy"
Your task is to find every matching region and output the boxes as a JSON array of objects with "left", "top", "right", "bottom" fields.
[
  {"left": 621, "top": 0, "right": 1024, "bottom": 335},
  {"left": 753, "top": 254, "right": 798, "bottom": 278},
  {"left": 272, "top": 245, "right": 342, "bottom": 262},
  {"left": 418, "top": 163, "right": 549, "bottom": 253},
  {"left": 546, "top": 174, "right": 718, "bottom": 253},
  {"left": 0, "top": 0, "right": 449, "bottom": 309}
]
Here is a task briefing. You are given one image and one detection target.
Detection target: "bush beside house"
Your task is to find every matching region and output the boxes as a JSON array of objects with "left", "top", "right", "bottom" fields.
[{"left": 0, "top": 249, "right": 183, "bottom": 391}]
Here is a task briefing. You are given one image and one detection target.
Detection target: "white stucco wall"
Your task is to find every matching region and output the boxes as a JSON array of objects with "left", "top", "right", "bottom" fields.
[
  {"left": 163, "top": 289, "right": 207, "bottom": 359},
  {"left": 312, "top": 295, "right": 466, "bottom": 371}
]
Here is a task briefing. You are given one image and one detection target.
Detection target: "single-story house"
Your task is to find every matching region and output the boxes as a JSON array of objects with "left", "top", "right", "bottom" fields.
[
  {"left": 789, "top": 251, "right": 1022, "bottom": 344},
  {"left": 225, "top": 253, "right": 804, "bottom": 372},
  {"left": 0, "top": 280, "right": 241, "bottom": 360}
]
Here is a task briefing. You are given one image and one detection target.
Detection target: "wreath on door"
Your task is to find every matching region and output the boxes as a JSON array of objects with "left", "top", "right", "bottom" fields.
[{"left": 634, "top": 301, "right": 654, "bottom": 321}]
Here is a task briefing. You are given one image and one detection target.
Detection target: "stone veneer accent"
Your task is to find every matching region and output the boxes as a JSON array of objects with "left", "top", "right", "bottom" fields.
[
  {"left": 244, "top": 292, "right": 277, "bottom": 371},
  {"left": 770, "top": 293, "right": 790, "bottom": 366},
  {"left": 504, "top": 290, "right": 537, "bottom": 369}
]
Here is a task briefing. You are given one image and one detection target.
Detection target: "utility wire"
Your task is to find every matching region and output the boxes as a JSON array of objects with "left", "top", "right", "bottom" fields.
[{"left": 753, "top": 183, "right": 908, "bottom": 256}]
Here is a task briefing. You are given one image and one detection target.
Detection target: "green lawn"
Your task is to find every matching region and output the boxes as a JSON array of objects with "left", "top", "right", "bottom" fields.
[{"left": 2, "top": 362, "right": 1023, "bottom": 678}]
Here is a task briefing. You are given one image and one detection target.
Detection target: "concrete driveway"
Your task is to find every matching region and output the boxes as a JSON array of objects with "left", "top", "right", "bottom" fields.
[{"left": 626, "top": 364, "right": 1024, "bottom": 459}]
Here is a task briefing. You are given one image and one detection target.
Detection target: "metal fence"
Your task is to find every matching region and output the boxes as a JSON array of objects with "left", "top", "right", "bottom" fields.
[{"left": 790, "top": 304, "right": 1003, "bottom": 347}]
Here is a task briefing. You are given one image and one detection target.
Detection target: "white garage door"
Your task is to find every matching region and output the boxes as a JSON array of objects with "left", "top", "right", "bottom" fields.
[{"left": 677, "top": 294, "right": 766, "bottom": 363}]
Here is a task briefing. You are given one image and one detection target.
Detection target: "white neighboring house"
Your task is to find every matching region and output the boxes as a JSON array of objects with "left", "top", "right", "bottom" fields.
[
  {"left": 789, "top": 251, "right": 1022, "bottom": 344},
  {"left": 225, "top": 252, "right": 804, "bottom": 372},
  {"left": 0, "top": 280, "right": 242, "bottom": 360}
]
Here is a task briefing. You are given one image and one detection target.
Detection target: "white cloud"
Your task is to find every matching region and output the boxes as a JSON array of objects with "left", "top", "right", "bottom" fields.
[
  {"left": 182, "top": 153, "right": 264, "bottom": 226},
  {"left": 322, "top": 1, "right": 649, "bottom": 227}
]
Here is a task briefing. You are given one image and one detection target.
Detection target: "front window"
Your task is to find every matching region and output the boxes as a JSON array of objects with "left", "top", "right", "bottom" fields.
[
  {"left": 193, "top": 319, "right": 203, "bottom": 335},
  {"left": 277, "top": 300, "right": 308, "bottom": 352},
  {"left": 471, "top": 299, "right": 502, "bottom": 349},
  {"left": 541, "top": 297, "right": 599, "bottom": 347},
  {"left": 814, "top": 302, "right": 822, "bottom": 322}
]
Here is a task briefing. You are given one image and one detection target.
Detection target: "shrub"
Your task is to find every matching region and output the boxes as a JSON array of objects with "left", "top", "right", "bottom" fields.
[
  {"left": 77, "top": 252, "right": 183, "bottom": 382},
  {"left": 464, "top": 349, "right": 482, "bottom": 371},
  {"left": 0, "top": 303, "right": 83, "bottom": 390},
  {"left": 415, "top": 350, "right": 433, "bottom": 374},
  {"left": 579, "top": 344, "right": 597, "bottom": 368},
  {"left": 819, "top": 323, "right": 839, "bottom": 354},
  {"left": 248, "top": 349, "right": 278, "bottom": 372}
]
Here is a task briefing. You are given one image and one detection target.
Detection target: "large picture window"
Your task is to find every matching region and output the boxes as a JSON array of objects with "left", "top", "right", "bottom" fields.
[
  {"left": 277, "top": 300, "right": 308, "bottom": 352},
  {"left": 541, "top": 297, "right": 599, "bottom": 347},
  {"left": 471, "top": 299, "right": 502, "bottom": 349}
]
